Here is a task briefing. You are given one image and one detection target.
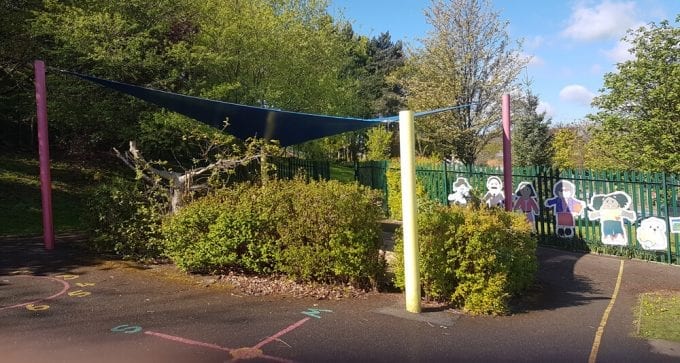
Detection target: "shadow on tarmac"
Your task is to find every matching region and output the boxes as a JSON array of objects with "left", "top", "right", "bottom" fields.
[
  {"left": 0, "top": 234, "right": 109, "bottom": 276},
  {"left": 510, "top": 247, "right": 609, "bottom": 314}
]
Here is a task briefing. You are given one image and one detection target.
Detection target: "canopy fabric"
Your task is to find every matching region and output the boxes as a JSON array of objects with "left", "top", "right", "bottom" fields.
[{"left": 60, "top": 70, "right": 471, "bottom": 146}]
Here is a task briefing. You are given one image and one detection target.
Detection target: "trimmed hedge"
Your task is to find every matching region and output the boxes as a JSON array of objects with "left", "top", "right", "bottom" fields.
[
  {"left": 161, "top": 178, "right": 386, "bottom": 287},
  {"left": 394, "top": 204, "right": 537, "bottom": 315}
]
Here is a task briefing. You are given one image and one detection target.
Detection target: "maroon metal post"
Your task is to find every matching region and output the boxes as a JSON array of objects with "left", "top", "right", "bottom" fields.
[
  {"left": 502, "top": 94, "right": 512, "bottom": 212},
  {"left": 35, "top": 60, "right": 55, "bottom": 250}
]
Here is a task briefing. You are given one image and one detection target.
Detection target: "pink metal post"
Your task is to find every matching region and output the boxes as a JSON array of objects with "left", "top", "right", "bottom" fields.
[
  {"left": 35, "top": 60, "right": 55, "bottom": 250},
  {"left": 502, "top": 94, "right": 512, "bottom": 212}
]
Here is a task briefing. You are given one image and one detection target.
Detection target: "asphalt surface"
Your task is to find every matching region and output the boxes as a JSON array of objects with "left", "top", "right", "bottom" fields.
[{"left": 2, "top": 235, "right": 680, "bottom": 362}]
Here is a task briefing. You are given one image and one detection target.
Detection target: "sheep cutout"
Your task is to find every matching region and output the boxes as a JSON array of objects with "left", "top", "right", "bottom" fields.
[
  {"left": 588, "top": 191, "right": 637, "bottom": 246},
  {"left": 482, "top": 176, "right": 504, "bottom": 208},
  {"left": 544, "top": 180, "right": 586, "bottom": 238},
  {"left": 448, "top": 177, "right": 472, "bottom": 205},
  {"left": 512, "top": 181, "right": 539, "bottom": 230},
  {"left": 636, "top": 217, "right": 667, "bottom": 251}
]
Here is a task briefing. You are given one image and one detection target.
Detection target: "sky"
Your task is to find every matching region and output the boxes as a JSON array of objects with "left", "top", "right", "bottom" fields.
[{"left": 328, "top": 0, "right": 679, "bottom": 125}]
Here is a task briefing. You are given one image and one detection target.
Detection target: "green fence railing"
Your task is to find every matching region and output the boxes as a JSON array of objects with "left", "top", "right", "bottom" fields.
[
  {"left": 354, "top": 161, "right": 680, "bottom": 265},
  {"left": 230, "top": 156, "right": 330, "bottom": 184}
]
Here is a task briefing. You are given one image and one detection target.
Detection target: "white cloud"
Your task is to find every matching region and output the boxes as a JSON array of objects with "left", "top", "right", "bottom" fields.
[
  {"left": 528, "top": 54, "right": 545, "bottom": 67},
  {"left": 519, "top": 52, "right": 545, "bottom": 67},
  {"left": 562, "top": 1, "right": 638, "bottom": 41},
  {"left": 604, "top": 39, "right": 635, "bottom": 63},
  {"left": 559, "top": 85, "right": 596, "bottom": 106},
  {"left": 525, "top": 35, "right": 545, "bottom": 49},
  {"left": 536, "top": 101, "right": 555, "bottom": 119}
]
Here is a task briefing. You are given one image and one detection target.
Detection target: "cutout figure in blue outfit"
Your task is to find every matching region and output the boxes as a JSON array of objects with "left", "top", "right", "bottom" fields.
[
  {"left": 544, "top": 180, "right": 585, "bottom": 238},
  {"left": 588, "top": 191, "right": 636, "bottom": 246}
]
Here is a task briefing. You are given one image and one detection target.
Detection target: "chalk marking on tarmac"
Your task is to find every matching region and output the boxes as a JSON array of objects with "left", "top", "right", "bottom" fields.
[
  {"left": 143, "top": 329, "right": 298, "bottom": 363},
  {"left": 124, "top": 308, "right": 329, "bottom": 362},
  {"left": 0, "top": 276, "right": 70, "bottom": 311},
  {"left": 112, "top": 325, "right": 143, "bottom": 334},
  {"left": 588, "top": 259, "right": 624, "bottom": 363},
  {"left": 252, "top": 317, "right": 311, "bottom": 349},
  {"left": 144, "top": 330, "right": 233, "bottom": 352},
  {"left": 301, "top": 308, "right": 333, "bottom": 319}
]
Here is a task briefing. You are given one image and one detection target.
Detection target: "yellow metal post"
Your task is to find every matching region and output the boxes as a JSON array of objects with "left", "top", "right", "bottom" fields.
[{"left": 399, "top": 110, "right": 421, "bottom": 313}]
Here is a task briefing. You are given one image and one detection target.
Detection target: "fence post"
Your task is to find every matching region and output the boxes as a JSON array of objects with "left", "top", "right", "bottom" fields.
[
  {"left": 442, "top": 160, "right": 449, "bottom": 205},
  {"left": 383, "top": 160, "right": 389, "bottom": 212},
  {"left": 662, "top": 172, "right": 672, "bottom": 263},
  {"left": 353, "top": 160, "right": 359, "bottom": 181}
]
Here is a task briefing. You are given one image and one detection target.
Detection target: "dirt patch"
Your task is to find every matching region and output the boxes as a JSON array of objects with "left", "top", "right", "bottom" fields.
[{"left": 101, "top": 260, "right": 377, "bottom": 300}]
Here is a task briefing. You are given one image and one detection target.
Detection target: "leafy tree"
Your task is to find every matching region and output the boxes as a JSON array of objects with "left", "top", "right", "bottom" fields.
[
  {"left": 27, "top": 0, "right": 368, "bottom": 161},
  {"left": 296, "top": 29, "right": 406, "bottom": 161},
  {"left": 401, "top": 0, "right": 527, "bottom": 164},
  {"left": 365, "top": 125, "right": 393, "bottom": 160},
  {"left": 512, "top": 86, "right": 552, "bottom": 167},
  {"left": 31, "top": 0, "right": 196, "bottom": 157},
  {"left": 587, "top": 16, "right": 680, "bottom": 173},
  {"left": 0, "top": 0, "right": 43, "bottom": 150},
  {"left": 551, "top": 127, "right": 587, "bottom": 170}
]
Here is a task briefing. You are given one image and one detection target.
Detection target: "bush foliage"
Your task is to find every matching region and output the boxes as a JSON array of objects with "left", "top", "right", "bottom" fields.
[
  {"left": 394, "top": 204, "right": 537, "bottom": 315},
  {"left": 83, "top": 177, "right": 168, "bottom": 258},
  {"left": 161, "top": 178, "right": 386, "bottom": 287},
  {"left": 385, "top": 165, "right": 429, "bottom": 220}
]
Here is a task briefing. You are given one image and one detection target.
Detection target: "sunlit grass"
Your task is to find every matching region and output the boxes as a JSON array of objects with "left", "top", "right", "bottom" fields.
[
  {"left": 637, "top": 291, "right": 680, "bottom": 342},
  {"left": 330, "top": 163, "right": 355, "bottom": 183}
]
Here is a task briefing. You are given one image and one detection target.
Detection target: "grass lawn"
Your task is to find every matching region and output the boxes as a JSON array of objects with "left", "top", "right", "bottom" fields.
[
  {"left": 637, "top": 291, "right": 680, "bottom": 342},
  {"left": 0, "top": 154, "right": 102, "bottom": 236},
  {"left": 330, "top": 163, "right": 355, "bottom": 183}
]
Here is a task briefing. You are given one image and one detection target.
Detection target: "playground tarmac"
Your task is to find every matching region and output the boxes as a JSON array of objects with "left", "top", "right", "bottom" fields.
[{"left": 2, "top": 235, "right": 680, "bottom": 362}]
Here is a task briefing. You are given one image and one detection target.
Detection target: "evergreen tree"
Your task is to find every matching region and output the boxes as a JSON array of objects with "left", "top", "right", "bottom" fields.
[
  {"left": 365, "top": 32, "right": 406, "bottom": 117},
  {"left": 512, "top": 88, "right": 552, "bottom": 167}
]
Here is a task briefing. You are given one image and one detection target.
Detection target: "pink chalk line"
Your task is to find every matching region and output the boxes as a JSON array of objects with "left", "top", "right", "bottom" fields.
[
  {"left": 252, "top": 317, "right": 311, "bottom": 349},
  {"left": 144, "top": 331, "right": 232, "bottom": 352},
  {"left": 143, "top": 317, "right": 311, "bottom": 362},
  {"left": 0, "top": 275, "right": 70, "bottom": 311}
]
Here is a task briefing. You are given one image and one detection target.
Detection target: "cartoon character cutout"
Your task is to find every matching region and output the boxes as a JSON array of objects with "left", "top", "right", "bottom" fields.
[
  {"left": 482, "top": 176, "right": 504, "bottom": 208},
  {"left": 544, "top": 180, "right": 586, "bottom": 238},
  {"left": 513, "top": 182, "right": 539, "bottom": 230},
  {"left": 448, "top": 177, "right": 472, "bottom": 205},
  {"left": 588, "top": 191, "right": 637, "bottom": 246},
  {"left": 636, "top": 217, "right": 667, "bottom": 251}
]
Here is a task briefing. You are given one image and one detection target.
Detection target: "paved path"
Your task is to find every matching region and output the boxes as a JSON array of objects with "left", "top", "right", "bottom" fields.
[{"left": 2, "top": 236, "right": 680, "bottom": 362}]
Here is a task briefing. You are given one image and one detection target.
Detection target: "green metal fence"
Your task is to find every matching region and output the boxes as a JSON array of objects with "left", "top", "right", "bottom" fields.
[
  {"left": 230, "top": 157, "right": 330, "bottom": 184},
  {"left": 271, "top": 156, "right": 330, "bottom": 181},
  {"left": 354, "top": 161, "right": 680, "bottom": 264}
]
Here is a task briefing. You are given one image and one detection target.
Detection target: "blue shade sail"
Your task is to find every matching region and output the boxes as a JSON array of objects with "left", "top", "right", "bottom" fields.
[
  {"left": 60, "top": 71, "right": 383, "bottom": 146},
  {"left": 59, "top": 70, "right": 473, "bottom": 146}
]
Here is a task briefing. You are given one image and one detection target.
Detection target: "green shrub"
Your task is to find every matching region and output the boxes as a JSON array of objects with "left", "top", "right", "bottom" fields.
[
  {"left": 82, "top": 177, "right": 167, "bottom": 258},
  {"left": 394, "top": 205, "right": 537, "bottom": 315},
  {"left": 161, "top": 178, "right": 386, "bottom": 287},
  {"left": 162, "top": 186, "right": 279, "bottom": 274},
  {"left": 386, "top": 164, "right": 429, "bottom": 220}
]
